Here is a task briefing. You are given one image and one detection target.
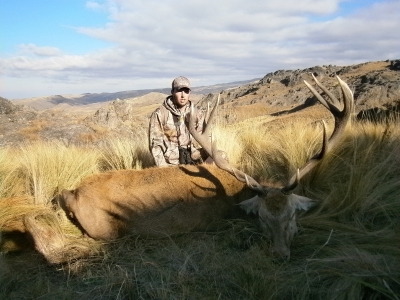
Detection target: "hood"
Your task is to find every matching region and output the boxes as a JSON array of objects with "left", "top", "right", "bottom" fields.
[{"left": 163, "top": 96, "right": 191, "bottom": 117}]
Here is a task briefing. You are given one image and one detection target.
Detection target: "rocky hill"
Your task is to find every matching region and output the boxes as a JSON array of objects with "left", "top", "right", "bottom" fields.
[
  {"left": 1, "top": 59, "right": 399, "bottom": 147},
  {"left": 198, "top": 60, "right": 400, "bottom": 121}
]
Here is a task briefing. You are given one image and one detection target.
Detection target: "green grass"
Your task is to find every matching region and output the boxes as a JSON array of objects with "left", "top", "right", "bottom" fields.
[{"left": 0, "top": 117, "right": 399, "bottom": 299}]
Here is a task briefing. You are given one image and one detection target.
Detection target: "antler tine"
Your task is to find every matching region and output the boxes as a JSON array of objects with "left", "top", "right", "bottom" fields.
[
  {"left": 204, "top": 101, "right": 211, "bottom": 125},
  {"left": 282, "top": 76, "right": 353, "bottom": 193},
  {"left": 189, "top": 94, "right": 265, "bottom": 194},
  {"left": 281, "top": 121, "right": 328, "bottom": 194},
  {"left": 311, "top": 74, "right": 342, "bottom": 109},
  {"left": 210, "top": 135, "right": 264, "bottom": 192},
  {"left": 203, "top": 94, "right": 220, "bottom": 137},
  {"left": 189, "top": 94, "right": 221, "bottom": 156},
  {"left": 303, "top": 80, "right": 330, "bottom": 111},
  {"left": 326, "top": 76, "right": 353, "bottom": 151}
]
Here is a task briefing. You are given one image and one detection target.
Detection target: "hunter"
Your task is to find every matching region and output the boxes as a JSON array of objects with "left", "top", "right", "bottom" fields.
[{"left": 149, "top": 76, "right": 206, "bottom": 166}]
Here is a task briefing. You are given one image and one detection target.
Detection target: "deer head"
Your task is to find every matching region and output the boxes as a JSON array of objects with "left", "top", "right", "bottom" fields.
[{"left": 189, "top": 75, "right": 353, "bottom": 260}]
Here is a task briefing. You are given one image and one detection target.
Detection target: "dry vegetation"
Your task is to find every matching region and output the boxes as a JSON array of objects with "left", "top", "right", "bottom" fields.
[
  {"left": 0, "top": 107, "right": 399, "bottom": 299},
  {"left": 18, "top": 119, "right": 53, "bottom": 141}
]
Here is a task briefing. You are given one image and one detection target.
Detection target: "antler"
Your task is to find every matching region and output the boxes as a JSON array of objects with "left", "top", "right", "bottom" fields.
[
  {"left": 189, "top": 94, "right": 219, "bottom": 157},
  {"left": 189, "top": 94, "right": 265, "bottom": 194},
  {"left": 190, "top": 75, "right": 353, "bottom": 196},
  {"left": 281, "top": 75, "right": 353, "bottom": 194}
]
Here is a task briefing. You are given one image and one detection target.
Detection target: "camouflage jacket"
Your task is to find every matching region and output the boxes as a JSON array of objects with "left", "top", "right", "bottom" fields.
[{"left": 149, "top": 96, "right": 205, "bottom": 166}]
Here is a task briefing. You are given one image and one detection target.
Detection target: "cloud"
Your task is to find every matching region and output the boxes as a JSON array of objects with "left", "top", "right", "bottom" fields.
[
  {"left": 86, "top": 1, "right": 103, "bottom": 11},
  {"left": 1, "top": 0, "right": 400, "bottom": 98},
  {"left": 17, "top": 44, "right": 64, "bottom": 57}
]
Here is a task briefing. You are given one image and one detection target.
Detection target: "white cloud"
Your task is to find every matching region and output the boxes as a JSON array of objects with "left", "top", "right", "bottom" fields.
[
  {"left": 17, "top": 44, "right": 64, "bottom": 57},
  {"left": 1, "top": 0, "right": 400, "bottom": 98},
  {"left": 86, "top": 1, "right": 103, "bottom": 11}
]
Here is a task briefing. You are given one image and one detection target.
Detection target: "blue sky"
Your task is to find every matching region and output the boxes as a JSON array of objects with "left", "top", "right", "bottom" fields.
[
  {"left": 1, "top": 0, "right": 399, "bottom": 99},
  {"left": 1, "top": 1, "right": 111, "bottom": 55}
]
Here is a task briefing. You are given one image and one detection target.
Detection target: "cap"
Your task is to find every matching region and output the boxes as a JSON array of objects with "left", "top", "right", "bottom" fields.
[{"left": 171, "top": 76, "right": 191, "bottom": 91}]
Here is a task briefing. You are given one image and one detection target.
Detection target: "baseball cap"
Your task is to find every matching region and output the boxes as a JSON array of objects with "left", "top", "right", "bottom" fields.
[{"left": 171, "top": 76, "right": 191, "bottom": 91}]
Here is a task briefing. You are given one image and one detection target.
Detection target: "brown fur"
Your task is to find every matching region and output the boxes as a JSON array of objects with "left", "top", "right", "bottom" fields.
[{"left": 60, "top": 164, "right": 256, "bottom": 240}]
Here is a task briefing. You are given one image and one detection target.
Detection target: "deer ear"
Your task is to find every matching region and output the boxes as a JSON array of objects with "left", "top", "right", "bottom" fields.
[
  {"left": 238, "top": 195, "right": 262, "bottom": 215},
  {"left": 289, "top": 194, "right": 316, "bottom": 211}
]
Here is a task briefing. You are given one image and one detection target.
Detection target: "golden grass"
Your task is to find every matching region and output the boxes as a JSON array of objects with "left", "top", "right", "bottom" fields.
[
  {"left": 217, "top": 115, "right": 327, "bottom": 184},
  {"left": 0, "top": 115, "right": 399, "bottom": 299},
  {"left": 98, "top": 134, "right": 154, "bottom": 171},
  {"left": 0, "top": 141, "right": 101, "bottom": 204}
]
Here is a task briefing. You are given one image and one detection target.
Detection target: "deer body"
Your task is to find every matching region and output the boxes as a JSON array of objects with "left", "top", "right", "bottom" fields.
[
  {"left": 60, "top": 164, "right": 255, "bottom": 240},
  {"left": 61, "top": 164, "right": 316, "bottom": 260}
]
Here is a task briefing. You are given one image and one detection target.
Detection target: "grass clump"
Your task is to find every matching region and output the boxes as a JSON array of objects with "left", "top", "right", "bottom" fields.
[
  {"left": 98, "top": 135, "right": 154, "bottom": 171},
  {"left": 0, "top": 115, "right": 400, "bottom": 299},
  {"left": 0, "top": 141, "right": 101, "bottom": 204}
]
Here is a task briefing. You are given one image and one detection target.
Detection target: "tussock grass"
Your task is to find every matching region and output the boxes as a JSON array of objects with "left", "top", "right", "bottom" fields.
[
  {"left": 211, "top": 125, "right": 244, "bottom": 165},
  {"left": 0, "top": 147, "right": 23, "bottom": 197},
  {"left": 1, "top": 116, "right": 400, "bottom": 299},
  {"left": 98, "top": 135, "right": 154, "bottom": 171},
  {"left": 224, "top": 117, "right": 325, "bottom": 183},
  {"left": 0, "top": 141, "right": 101, "bottom": 204},
  {"left": 302, "top": 121, "right": 400, "bottom": 225}
]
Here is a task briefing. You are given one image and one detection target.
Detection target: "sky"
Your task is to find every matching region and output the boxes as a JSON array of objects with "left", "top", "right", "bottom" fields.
[{"left": 1, "top": 0, "right": 399, "bottom": 99}]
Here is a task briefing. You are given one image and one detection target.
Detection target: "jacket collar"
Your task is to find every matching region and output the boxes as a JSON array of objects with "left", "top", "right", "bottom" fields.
[{"left": 163, "top": 96, "right": 191, "bottom": 117}]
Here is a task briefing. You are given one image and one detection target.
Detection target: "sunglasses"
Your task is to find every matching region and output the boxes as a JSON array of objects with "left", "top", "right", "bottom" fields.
[{"left": 175, "top": 87, "right": 190, "bottom": 94}]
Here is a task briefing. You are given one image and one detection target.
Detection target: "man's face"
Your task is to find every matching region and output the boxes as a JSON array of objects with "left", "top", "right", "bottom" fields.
[{"left": 172, "top": 87, "right": 190, "bottom": 109}]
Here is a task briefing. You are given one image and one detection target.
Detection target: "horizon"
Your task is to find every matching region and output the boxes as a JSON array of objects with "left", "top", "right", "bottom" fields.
[{"left": 1, "top": 0, "right": 399, "bottom": 99}]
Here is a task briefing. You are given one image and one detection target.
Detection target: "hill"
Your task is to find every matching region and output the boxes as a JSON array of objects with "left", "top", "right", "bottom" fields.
[
  {"left": 12, "top": 79, "right": 258, "bottom": 111},
  {"left": 0, "top": 59, "right": 399, "bottom": 146}
]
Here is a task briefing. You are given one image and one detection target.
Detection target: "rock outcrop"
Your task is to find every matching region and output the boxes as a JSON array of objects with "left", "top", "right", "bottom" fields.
[
  {"left": 199, "top": 60, "right": 400, "bottom": 111},
  {"left": 1, "top": 59, "right": 399, "bottom": 146}
]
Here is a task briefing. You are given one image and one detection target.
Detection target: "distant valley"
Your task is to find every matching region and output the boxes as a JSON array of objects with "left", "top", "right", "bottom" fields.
[{"left": 12, "top": 79, "right": 260, "bottom": 111}]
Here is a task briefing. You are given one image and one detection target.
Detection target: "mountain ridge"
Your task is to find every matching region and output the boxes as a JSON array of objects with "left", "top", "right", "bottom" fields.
[
  {"left": 11, "top": 79, "right": 260, "bottom": 111},
  {"left": 1, "top": 59, "right": 399, "bottom": 147}
]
